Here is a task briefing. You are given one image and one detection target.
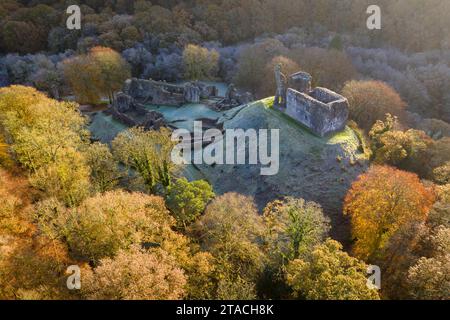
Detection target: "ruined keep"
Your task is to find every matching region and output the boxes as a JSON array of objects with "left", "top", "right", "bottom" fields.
[{"left": 274, "top": 66, "right": 349, "bottom": 137}]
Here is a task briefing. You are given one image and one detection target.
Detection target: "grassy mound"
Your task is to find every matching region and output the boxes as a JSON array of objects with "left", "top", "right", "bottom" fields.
[{"left": 196, "top": 98, "right": 369, "bottom": 242}]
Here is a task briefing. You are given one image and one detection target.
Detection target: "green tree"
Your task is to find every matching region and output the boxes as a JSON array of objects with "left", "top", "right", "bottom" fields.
[
  {"left": 190, "top": 193, "right": 265, "bottom": 298},
  {"left": 0, "top": 21, "right": 45, "bottom": 54},
  {"left": 329, "top": 35, "right": 344, "bottom": 51},
  {"left": 0, "top": 86, "right": 91, "bottom": 205},
  {"left": 290, "top": 47, "right": 356, "bottom": 91},
  {"left": 428, "top": 201, "right": 450, "bottom": 229},
  {"left": 0, "top": 87, "right": 88, "bottom": 170},
  {"left": 215, "top": 276, "right": 257, "bottom": 300},
  {"left": 369, "top": 122, "right": 434, "bottom": 177},
  {"left": 234, "top": 39, "right": 288, "bottom": 96},
  {"left": 112, "top": 127, "right": 175, "bottom": 193},
  {"left": 63, "top": 55, "right": 102, "bottom": 104},
  {"left": 263, "top": 197, "right": 330, "bottom": 265},
  {"left": 286, "top": 239, "right": 380, "bottom": 300},
  {"left": 35, "top": 190, "right": 215, "bottom": 298},
  {"left": 85, "top": 142, "right": 121, "bottom": 193},
  {"left": 90, "top": 46, "right": 131, "bottom": 103},
  {"left": 166, "top": 178, "right": 215, "bottom": 228},
  {"left": 30, "top": 150, "right": 91, "bottom": 207},
  {"left": 429, "top": 137, "right": 450, "bottom": 171},
  {"left": 260, "top": 197, "right": 330, "bottom": 299}
]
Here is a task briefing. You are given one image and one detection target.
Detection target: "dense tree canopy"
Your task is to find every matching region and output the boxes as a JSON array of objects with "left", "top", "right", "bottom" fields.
[
  {"left": 406, "top": 227, "right": 450, "bottom": 300},
  {"left": 369, "top": 115, "right": 450, "bottom": 179},
  {"left": 35, "top": 191, "right": 180, "bottom": 263},
  {"left": 433, "top": 162, "right": 450, "bottom": 185},
  {"left": 85, "top": 142, "right": 121, "bottom": 193},
  {"left": 2, "top": 0, "right": 450, "bottom": 54},
  {"left": 0, "top": 0, "right": 449, "bottom": 302},
  {"left": 233, "top": 39, "right": 288, "bottom": 96},
  {"left": 286, "top": 239, "right": 380, "bottom": 300},
  {"left": 0, "top": 85, "right": 91, "bottom": 206},
  {"left": 290, "top": 47, "right": 357, "bottom": 92},
  {"left": 190, "top": 193, "right": 266, "bottom": 299}
]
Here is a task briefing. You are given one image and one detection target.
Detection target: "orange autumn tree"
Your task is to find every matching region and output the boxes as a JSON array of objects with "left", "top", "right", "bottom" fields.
[
  {"left": 344, "top": 165, "right": 434, "bottom": 261},
  {"left": 0, "top": 136, "right": 8, "bottom": 160}
]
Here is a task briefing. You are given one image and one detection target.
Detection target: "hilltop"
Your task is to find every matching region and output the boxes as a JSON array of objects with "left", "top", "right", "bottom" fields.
[{"left": 196, "top": 98, "right": 369, "bottom": 242}]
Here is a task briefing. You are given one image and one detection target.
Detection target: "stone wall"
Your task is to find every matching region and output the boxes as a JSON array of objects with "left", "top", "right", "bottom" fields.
[
  {"left": 107, "top": 106, "right": 138, "bottom": 127},
  {"left": 184, "top": 83, "right": 201, "bottom": 103},
  {"left": 274, "top": 69, "right": 349, "bottom": 137},
  {"left": 285, "top": 87, "right": 349, "bottom": 137},
  {"left": 123, "top": 78, "right": 221, "bottom": 106},
  {"left": 289, "top": 71, "right": 312, "bottom": 94},
  {"left": 213, "top": 84, "right": 254, "bottom": 111},
  {"left": 124, "top": 78, "right": 186, "bottom": 106}
]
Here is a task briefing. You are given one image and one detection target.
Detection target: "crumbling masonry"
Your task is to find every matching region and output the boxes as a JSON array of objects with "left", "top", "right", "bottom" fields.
[{"left": 274, "top": 66, "right": 349, "bottom": 137}]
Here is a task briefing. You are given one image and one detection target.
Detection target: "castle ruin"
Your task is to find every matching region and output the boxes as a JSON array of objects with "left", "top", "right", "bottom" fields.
[
  {"left": 118, "top": 78, "right": 252, "bottom": 111},
  {"left": 274, "top": 66, "right": 349, "bottom": 137},
  {"left": 109, "top": 78, "right": 254, "bottom": 130},
  {"left": 123, "top": 78, "right": 220, "bottom": 106}
]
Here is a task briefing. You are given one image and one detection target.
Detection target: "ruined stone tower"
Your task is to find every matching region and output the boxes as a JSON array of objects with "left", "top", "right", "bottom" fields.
[{"left": 274, "top": 70, "right": 349, "bottom": 137}]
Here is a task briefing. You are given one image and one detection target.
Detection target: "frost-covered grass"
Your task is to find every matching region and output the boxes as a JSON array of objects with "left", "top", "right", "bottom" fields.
[
  {"left": 88, "top": 113, "right": 127, "bottom": 143},
  {"left": 145, "top": 103, "right": 221, "bottom": 122}
]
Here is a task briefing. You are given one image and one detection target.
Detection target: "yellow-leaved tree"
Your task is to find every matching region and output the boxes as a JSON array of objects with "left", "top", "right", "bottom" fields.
[
  {"left": 0, "top": 85, "right": 91, "bottom": 206},
  {"left": 183, "top": 44, "right": 219, "bottom": 80},
  {"left": 286, "top": 239, "right": 380, "bottom": 300},
  {"left": 63, "top": 46, "right": 130, "bottom": 104},
  {"left": 34, "top": 190, "right": 215, "bottom": 299}
]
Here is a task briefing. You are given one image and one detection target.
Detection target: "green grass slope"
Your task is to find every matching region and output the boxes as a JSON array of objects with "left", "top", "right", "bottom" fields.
[{"left": 197, "top": 98, "right": 369, "bottom": 242}]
